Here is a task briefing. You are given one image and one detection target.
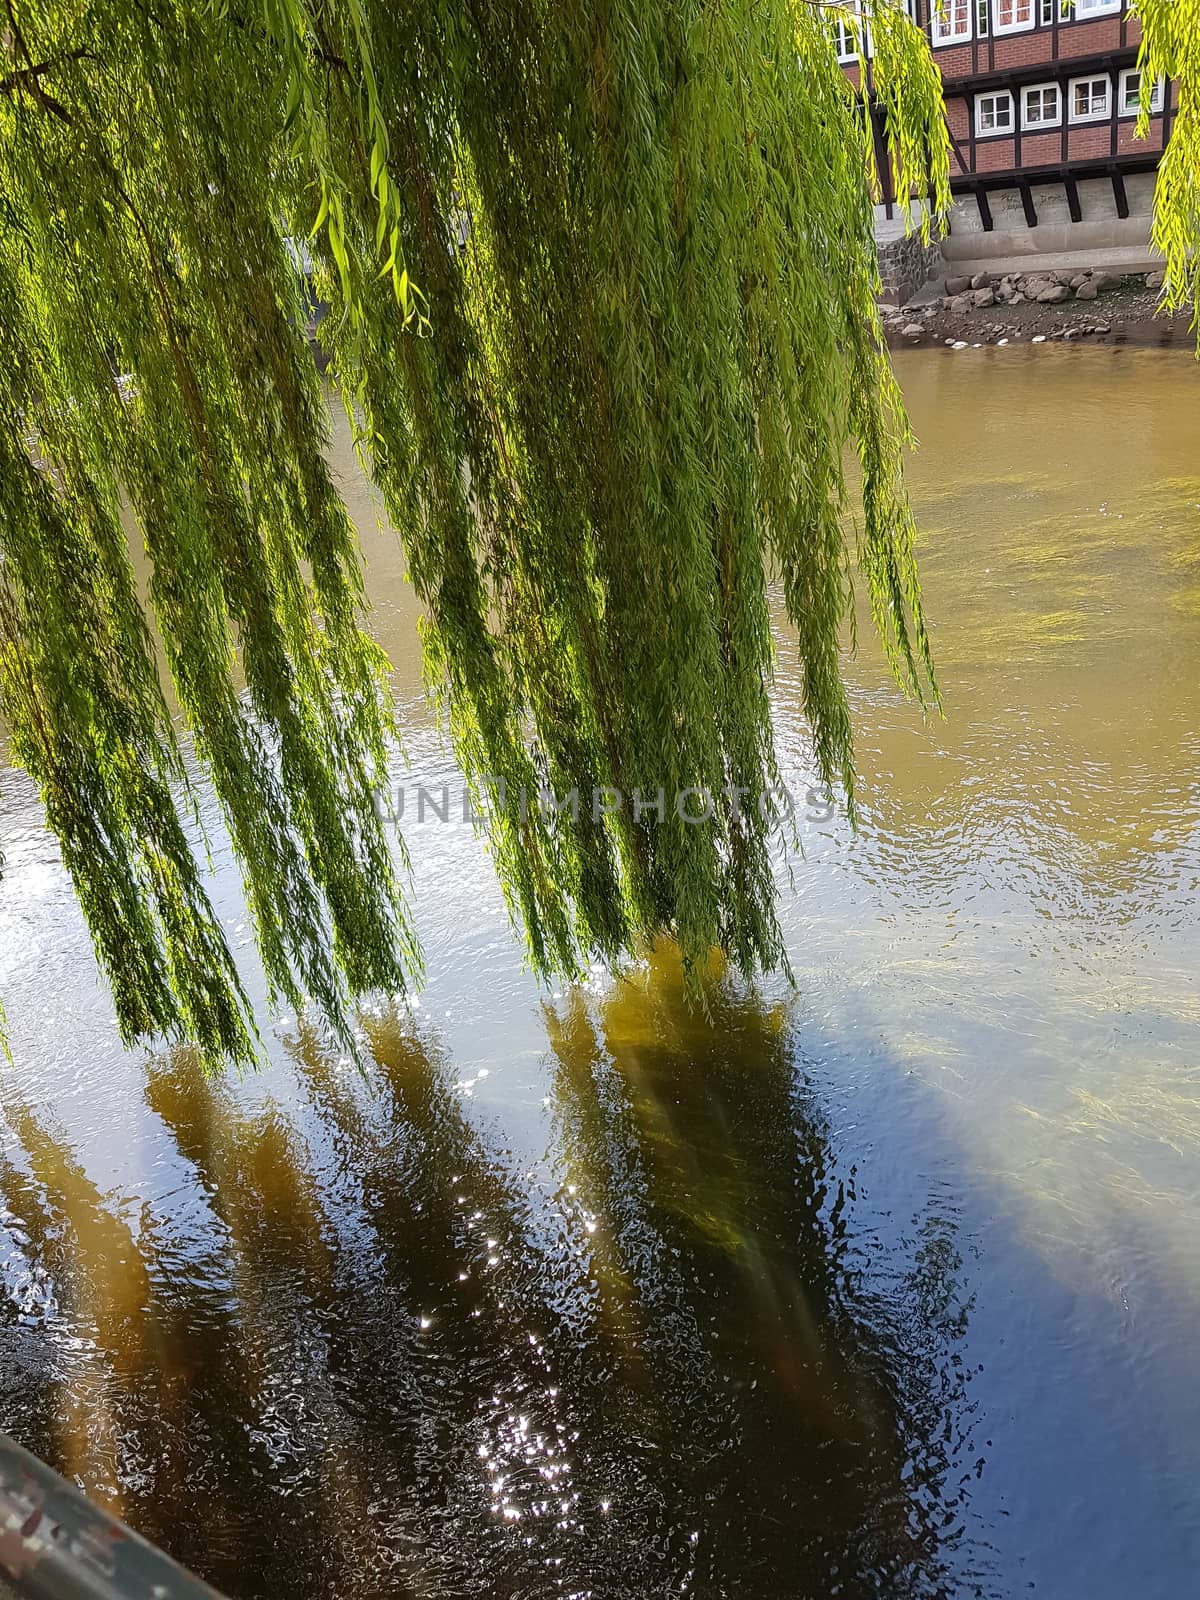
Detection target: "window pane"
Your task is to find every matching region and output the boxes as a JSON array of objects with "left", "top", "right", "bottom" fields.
[
  {"left": 1071, "top": 78, "right": 1109, "bottom": 118},
  {"left": 934, "top": 0, "right": 971, "bottom": 38},
  {"left": 979, "top": 92, "right": 1013, "bottom": 131},
  {"left": 1025, "top": 85, "right": 1058, "bottom": 125},
  {"left": 1121, "top": 72, "right": 1164, "bottom": 114}
]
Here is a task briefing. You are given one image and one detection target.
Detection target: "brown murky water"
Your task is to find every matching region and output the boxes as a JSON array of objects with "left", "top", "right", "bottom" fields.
[{"left": 2, "top": 346, "right": 1200, "bottom": 1598}]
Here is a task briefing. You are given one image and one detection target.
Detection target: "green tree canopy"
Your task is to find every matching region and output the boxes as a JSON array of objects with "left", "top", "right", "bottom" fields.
[{"left": 0, "top": 1, "right": 1193, "bottom": 1067}]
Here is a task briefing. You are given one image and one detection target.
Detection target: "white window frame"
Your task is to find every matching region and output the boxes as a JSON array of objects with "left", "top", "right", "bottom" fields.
[
  {"left": 832, "top": 0, "right": 860, "bottom": 63},
  {"left": 1021, "top": 82, "right": 1063, "bottom": 129},
  {"left": 1039, "top": 0, "right": 1055, "bottom": 22},
  {"left": 1118, "top": 68, "right": 1164, "bottom": 116},
  {"left": 1060, "top": 0, "right": 1121, "bottom": 18},
  {"left": 833, "top": 0, "right": 914, "bottom": 61},
  {"left": 1069, "top": 74, "right": 1111, "bottom": 122},
  {"left": 975, "top": 89, "right": 1015, "bottom": 137},
  {"left": 993, "top": 0, "right": 1035, "bottom": 34},
  {"left": 976, "top": 0, "right": 990, "bottom": 37},
  {"left": 932, "top": 0, "right": 973, "bottom": 44}
]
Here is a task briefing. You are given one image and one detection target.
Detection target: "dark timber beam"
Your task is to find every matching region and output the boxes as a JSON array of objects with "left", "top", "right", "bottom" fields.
[
  {"left": 937, "top": 45, "right": 1140, "bottom": 96},
  {"left": 948, "top": 151, "right": 1161, "bottom": 197},
  {"left": 975, "top": 187, "right": 994, "bottom": 233},
  {"left": 1065, "top": 174, "right": 1082, "bottom": 223},
  {"left": 1019, "top": 178, "right": 1038, "bottom": 228},
  {"left": 1111, "top": 169, "right": 1130, "bottom": 220}
]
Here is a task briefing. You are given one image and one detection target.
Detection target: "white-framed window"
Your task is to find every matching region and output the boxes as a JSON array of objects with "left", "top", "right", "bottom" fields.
[
  {"left": 994, "top": 0, "right": 1034, "bottom": 33},
  {"left": 1118, "top": 68, "right": 1165, "bottom": 116},
  {"left": 976, "top": 0, "right": 990, "bottom": 37},
  {"left": 932, "top": 0, "right": 972, "bottom": 43},
  {"left": 1060, "top": 0, "right": 1122, "bottom": 17},
  {"left": 975, "top": 89, "right": 1015, "bottom": 135},
  {"left": 1022, "top": 82, "right": 1062, "bottom": 128},
  {"left": 833, "top": 6, "right": 857, "bottom": 61},
  {"left": 1039, "top": 0, "right": 1055, "bottom": 21},
  {"left": 1069, "top": 74, "right": 1111, "bottom": 121},
  {"left": 832, "top": 0, "right": 914, "bottom": 61},
  {"left": 832, "top": 0, "right": 859, "bottom": 62},
  {"left": 832, "top": 0, "right": 880, "bottom": 60}
]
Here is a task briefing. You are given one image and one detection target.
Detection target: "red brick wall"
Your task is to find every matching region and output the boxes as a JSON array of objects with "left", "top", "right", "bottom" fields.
[
  {"left": 945, "top": 95, "right": 970, "bottom": 175},
  {"left": 990, "top": 32, "right": 1063, "bottom": 72},
  {"left": 1055, "top": 17, "right": 1134, "bottom": 60},
  {"left": 1019, "top": 130, "right": 1062, "bottom": 167},
  {"left": 933, "top": 44, "right": 974, "bottom": 80},
  {"left": 931, "top": 15, "right": 1144, "bottom": 83},
  {"left": 1116, "top": 114, "right": 1164, "bottom": 155},
  {"left": 945, "top": 96, "right": 971, "bottom": 139},
  {"left": 945, "top": 108, "right": 1170, "bottom": 179},
  {"left": 975, "top": 137, "right": 1019, "bottom": 171},
  {"left": 1066, "top": 123, "right": 1114, "bottom": 160}
]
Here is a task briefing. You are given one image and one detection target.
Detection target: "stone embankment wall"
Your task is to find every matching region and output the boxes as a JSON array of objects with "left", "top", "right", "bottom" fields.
[{"left": 876, "top": 230, "right": 945, "bottom": 307}]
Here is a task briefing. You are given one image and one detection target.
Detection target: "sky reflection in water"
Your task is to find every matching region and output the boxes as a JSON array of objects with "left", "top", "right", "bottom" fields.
[{"left": 3, "top": 347, "right": 1200, "bottom": 1597}]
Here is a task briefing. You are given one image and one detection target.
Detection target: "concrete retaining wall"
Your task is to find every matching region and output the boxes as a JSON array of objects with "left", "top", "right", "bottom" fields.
[
  {"left": 939, "top": 173, "right": 1160, "bottom": 269},
  {"left": 873, "top": 175, "right": 1163, "bottom": 303}
]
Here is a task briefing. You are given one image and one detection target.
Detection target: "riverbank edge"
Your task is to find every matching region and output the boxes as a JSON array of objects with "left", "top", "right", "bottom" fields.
[{"left": 882, "top": 275, "right": 1195, "bottom": 351}]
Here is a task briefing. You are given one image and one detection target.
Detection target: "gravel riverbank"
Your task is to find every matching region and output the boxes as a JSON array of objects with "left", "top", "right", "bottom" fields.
[{"left": 883, "top": 267, "right": 1192, "bottom": 350}]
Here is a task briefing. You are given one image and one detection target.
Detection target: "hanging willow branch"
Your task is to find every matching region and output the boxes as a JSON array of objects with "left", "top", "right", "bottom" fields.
[
  {"left": 4, "top": 0, "right": 1180, "bottom": 1067},
  {"left": 1134, "top": 0, "right": 1200, "bottom": 326}
]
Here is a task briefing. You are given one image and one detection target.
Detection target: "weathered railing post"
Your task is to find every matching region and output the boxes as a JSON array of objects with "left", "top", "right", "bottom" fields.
[{"left": 0, "top": 1432, "right": 228, "bottom": 1600}]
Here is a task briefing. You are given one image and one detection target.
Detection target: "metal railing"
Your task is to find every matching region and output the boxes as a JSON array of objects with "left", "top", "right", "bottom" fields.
[{"left": 0, "top": 1431, "right": 227, "bottom": 1600}]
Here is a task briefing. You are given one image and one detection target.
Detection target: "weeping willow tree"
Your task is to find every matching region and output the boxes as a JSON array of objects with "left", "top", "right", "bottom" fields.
[{"left": 0, "top": 1, "right": 1192, "bottom": 1068}]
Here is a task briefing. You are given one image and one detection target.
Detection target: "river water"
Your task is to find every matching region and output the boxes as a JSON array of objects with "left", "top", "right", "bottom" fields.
[{"left": 2, "top": 346, "right": 1199, "bottom": 1599}]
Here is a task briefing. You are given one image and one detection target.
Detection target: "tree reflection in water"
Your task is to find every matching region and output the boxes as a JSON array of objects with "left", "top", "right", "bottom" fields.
[
  {"left": 544, "top": 948, "right": 984, "bottom": 1597},
  {"left": 0, "top": 953, "right": 990, "bottom": 1598}
]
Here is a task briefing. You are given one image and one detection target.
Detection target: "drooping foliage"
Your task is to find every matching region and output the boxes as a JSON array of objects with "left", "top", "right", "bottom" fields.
[
  {"left": 16, "top": 0, "right": 1191, "bottom": 1067},
  {"left": 1137, "top": 0, "right": 1200, "bottom": 324},
  {"left": 1, "top": 0, "right": 423, "bottom": 1065}
]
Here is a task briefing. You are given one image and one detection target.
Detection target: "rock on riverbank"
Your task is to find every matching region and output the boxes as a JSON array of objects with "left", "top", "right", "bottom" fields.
[{"left": 883, "top": 269, "right": 1190, "bottom": 350}]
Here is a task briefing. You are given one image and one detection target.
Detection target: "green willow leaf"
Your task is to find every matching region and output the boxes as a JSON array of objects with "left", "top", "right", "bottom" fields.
[
  {"left": 1133, "top": 0, "right": 1200, "bottom": 325},
  {"left": 0, "top": 0, "right": 1184, "bottom": 1064}
]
